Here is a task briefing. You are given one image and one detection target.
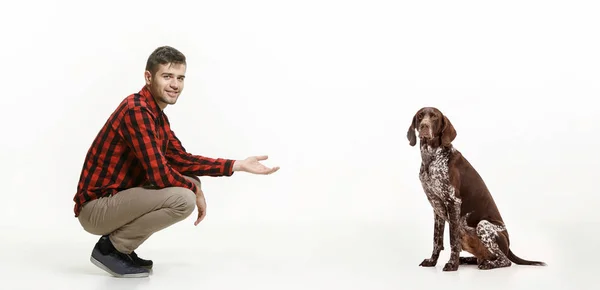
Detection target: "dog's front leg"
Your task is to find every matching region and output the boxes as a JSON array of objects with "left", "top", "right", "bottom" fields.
[
  {"left": 442, "top": 199, "right": 462, "bottom": 271},
  {"left": 419, "top": 212, "right": 445, "bottom": 267}
]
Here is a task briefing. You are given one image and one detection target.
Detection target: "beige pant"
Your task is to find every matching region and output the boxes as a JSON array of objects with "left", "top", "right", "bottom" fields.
[{"left": 78, "top": 175, "right": 199, "bottom": 254}]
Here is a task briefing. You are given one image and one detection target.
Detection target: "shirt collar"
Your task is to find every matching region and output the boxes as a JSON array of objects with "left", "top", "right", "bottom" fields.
[{"left": 139, "top": 85, "right": 163, "bottom": 113}]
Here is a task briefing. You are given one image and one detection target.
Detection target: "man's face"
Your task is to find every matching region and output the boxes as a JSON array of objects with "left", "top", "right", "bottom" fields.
[{"left": 145, "top": 62, "right": 186, "bottom": 109}]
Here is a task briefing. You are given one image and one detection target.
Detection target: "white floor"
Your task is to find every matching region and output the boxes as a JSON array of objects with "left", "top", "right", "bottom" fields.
[{"left": 1, "top": 220, "right": 594, "bottom": 290}]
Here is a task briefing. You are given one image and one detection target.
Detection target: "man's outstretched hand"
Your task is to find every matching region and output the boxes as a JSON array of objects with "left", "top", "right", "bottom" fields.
[{"left": 233, "top": 155, "right": 280, "bottom": 175}]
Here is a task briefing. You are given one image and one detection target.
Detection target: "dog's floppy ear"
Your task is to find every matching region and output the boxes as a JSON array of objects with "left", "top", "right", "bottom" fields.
[
  {"left": 440, "top": 114, "right": 457, "bottom": 146},
  {"left": 407, "top": 113, "right": 418, "bottom": 146}
]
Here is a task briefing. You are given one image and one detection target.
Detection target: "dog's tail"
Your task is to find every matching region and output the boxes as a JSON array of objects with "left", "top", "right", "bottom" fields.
[{"left": 507, "top": 249, "right": 547, "bottom": 266}]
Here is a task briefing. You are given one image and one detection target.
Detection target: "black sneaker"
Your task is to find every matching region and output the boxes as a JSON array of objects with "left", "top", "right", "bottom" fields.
[
  {"left": 90, "top": 235, "right": 150, "bottom": 278},
  {"left": 129, "top": 251, "right": 153, "bottom": 269}
]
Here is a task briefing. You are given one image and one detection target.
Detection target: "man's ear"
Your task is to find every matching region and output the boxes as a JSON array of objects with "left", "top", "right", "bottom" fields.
[
  {"left": 440, "top": 115, "right": 457, "bottom": 146},
  {"left": 144, "top": 70, "right": 152, "bottom": 85},
  {"left": 407, "top": 113, "right": 418, "bottom": 147}
]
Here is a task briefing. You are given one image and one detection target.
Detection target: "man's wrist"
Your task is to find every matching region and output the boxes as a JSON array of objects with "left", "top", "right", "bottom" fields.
[{"left": 232, "top": 160, "right": 242, "bottom": 172}]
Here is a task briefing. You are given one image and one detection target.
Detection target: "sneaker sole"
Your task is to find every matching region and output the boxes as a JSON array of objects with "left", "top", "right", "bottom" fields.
[{"left": 90, "top": 256, "right": 150, "bottom": 278}]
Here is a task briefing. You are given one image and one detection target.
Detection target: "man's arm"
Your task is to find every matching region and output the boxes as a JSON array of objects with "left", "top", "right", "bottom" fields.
[
  {"left": 118, "top": 107, "right": 199, "bottom": 194},
  {"left": 165, "top": 128, "right": 236, "bottom": 177}
]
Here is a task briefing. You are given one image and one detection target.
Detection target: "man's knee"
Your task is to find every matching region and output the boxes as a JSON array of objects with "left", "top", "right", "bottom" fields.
[
  {"left": 169, "top": 187, "right": 196, "bottom": 218},
  {"left": 78, "top": 212, "right": 107, "bottom": 236}
]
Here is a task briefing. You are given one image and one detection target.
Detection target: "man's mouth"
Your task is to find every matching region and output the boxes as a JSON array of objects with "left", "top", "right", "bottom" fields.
[{"left": 166, "top": 91, "right": 178, "bottom": 97}]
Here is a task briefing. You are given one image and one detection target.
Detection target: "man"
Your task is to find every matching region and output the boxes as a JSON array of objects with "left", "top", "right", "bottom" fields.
[{"left": 73, "top": 46, "right": 279, "bottom": 278}]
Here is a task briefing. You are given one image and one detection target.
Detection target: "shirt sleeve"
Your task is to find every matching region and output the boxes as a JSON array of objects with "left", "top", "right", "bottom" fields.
[
  {"left": 118, "top": 107, "right": 199, "bottom": 194},
  {"left": 165, "top": 128, "right": 236, "bottom": 177}
]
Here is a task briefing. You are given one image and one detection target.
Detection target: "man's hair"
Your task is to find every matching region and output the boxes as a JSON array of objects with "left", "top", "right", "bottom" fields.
[{"left": 145, "top": 46, "right": 186, "bottom": 75}]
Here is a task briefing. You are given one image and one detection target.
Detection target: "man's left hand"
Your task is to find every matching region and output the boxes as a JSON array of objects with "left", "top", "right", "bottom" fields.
[{"left": 233, "top": 155, "right": 280, "bottom": 175}]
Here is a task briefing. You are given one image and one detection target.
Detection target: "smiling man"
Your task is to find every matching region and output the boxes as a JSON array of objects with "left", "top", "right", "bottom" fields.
[{"left": 73, "top": 46, "right": 279, "bottom": 278}]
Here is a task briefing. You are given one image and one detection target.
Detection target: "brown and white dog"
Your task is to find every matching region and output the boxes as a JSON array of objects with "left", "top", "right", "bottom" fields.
[{"left": 406, "top": 107, "right": 546, "bottom": 271}]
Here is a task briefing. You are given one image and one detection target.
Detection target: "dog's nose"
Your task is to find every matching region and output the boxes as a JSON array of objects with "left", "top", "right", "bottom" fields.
[{"left": 420, "top": 123, "right": 429, "bottom": 130}]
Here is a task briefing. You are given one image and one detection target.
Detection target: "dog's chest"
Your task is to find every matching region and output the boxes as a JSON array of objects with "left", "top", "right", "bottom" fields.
[{"left": 419, "top": 145, "right": 458, "bottom": 219}]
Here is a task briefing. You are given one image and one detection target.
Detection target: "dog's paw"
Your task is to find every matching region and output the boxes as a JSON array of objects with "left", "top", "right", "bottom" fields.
[
  {"left": 419, "top": 258, "right": 437, "bottom": 267},
  {"left": 477, "top": 260, "right": 494, "bottom": 270},
  {"left": 442, "top": 262, "right": 459, "bottom": 271}
]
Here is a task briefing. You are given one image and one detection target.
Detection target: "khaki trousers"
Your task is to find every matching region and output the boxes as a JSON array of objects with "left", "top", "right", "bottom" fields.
[{"left": 78, "top": 175, "right": 199, "bottom": 254}]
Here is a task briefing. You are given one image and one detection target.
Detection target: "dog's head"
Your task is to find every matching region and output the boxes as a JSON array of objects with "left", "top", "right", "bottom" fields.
[{"left": 407, "top": 107, "right": 456, "bottom": 147}]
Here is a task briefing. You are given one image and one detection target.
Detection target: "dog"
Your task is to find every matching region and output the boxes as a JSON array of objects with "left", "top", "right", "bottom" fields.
[{"left": 406, "top": 107, "right": 546, "bottom": 271}]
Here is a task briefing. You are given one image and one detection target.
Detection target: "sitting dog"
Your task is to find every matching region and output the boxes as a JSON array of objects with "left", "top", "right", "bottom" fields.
[{"left": 406, "top": 107, "right": 546, "bottom": 271}]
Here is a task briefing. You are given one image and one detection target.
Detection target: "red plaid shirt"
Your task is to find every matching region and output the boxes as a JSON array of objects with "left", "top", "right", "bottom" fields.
[{"left": 73, "top": 86, "right": 235, "bottom": 217}]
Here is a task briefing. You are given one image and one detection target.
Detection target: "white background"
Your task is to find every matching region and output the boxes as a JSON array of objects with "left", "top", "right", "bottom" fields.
[{"left": 0, "top": 0, "right": 598, "bottom": 288}]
